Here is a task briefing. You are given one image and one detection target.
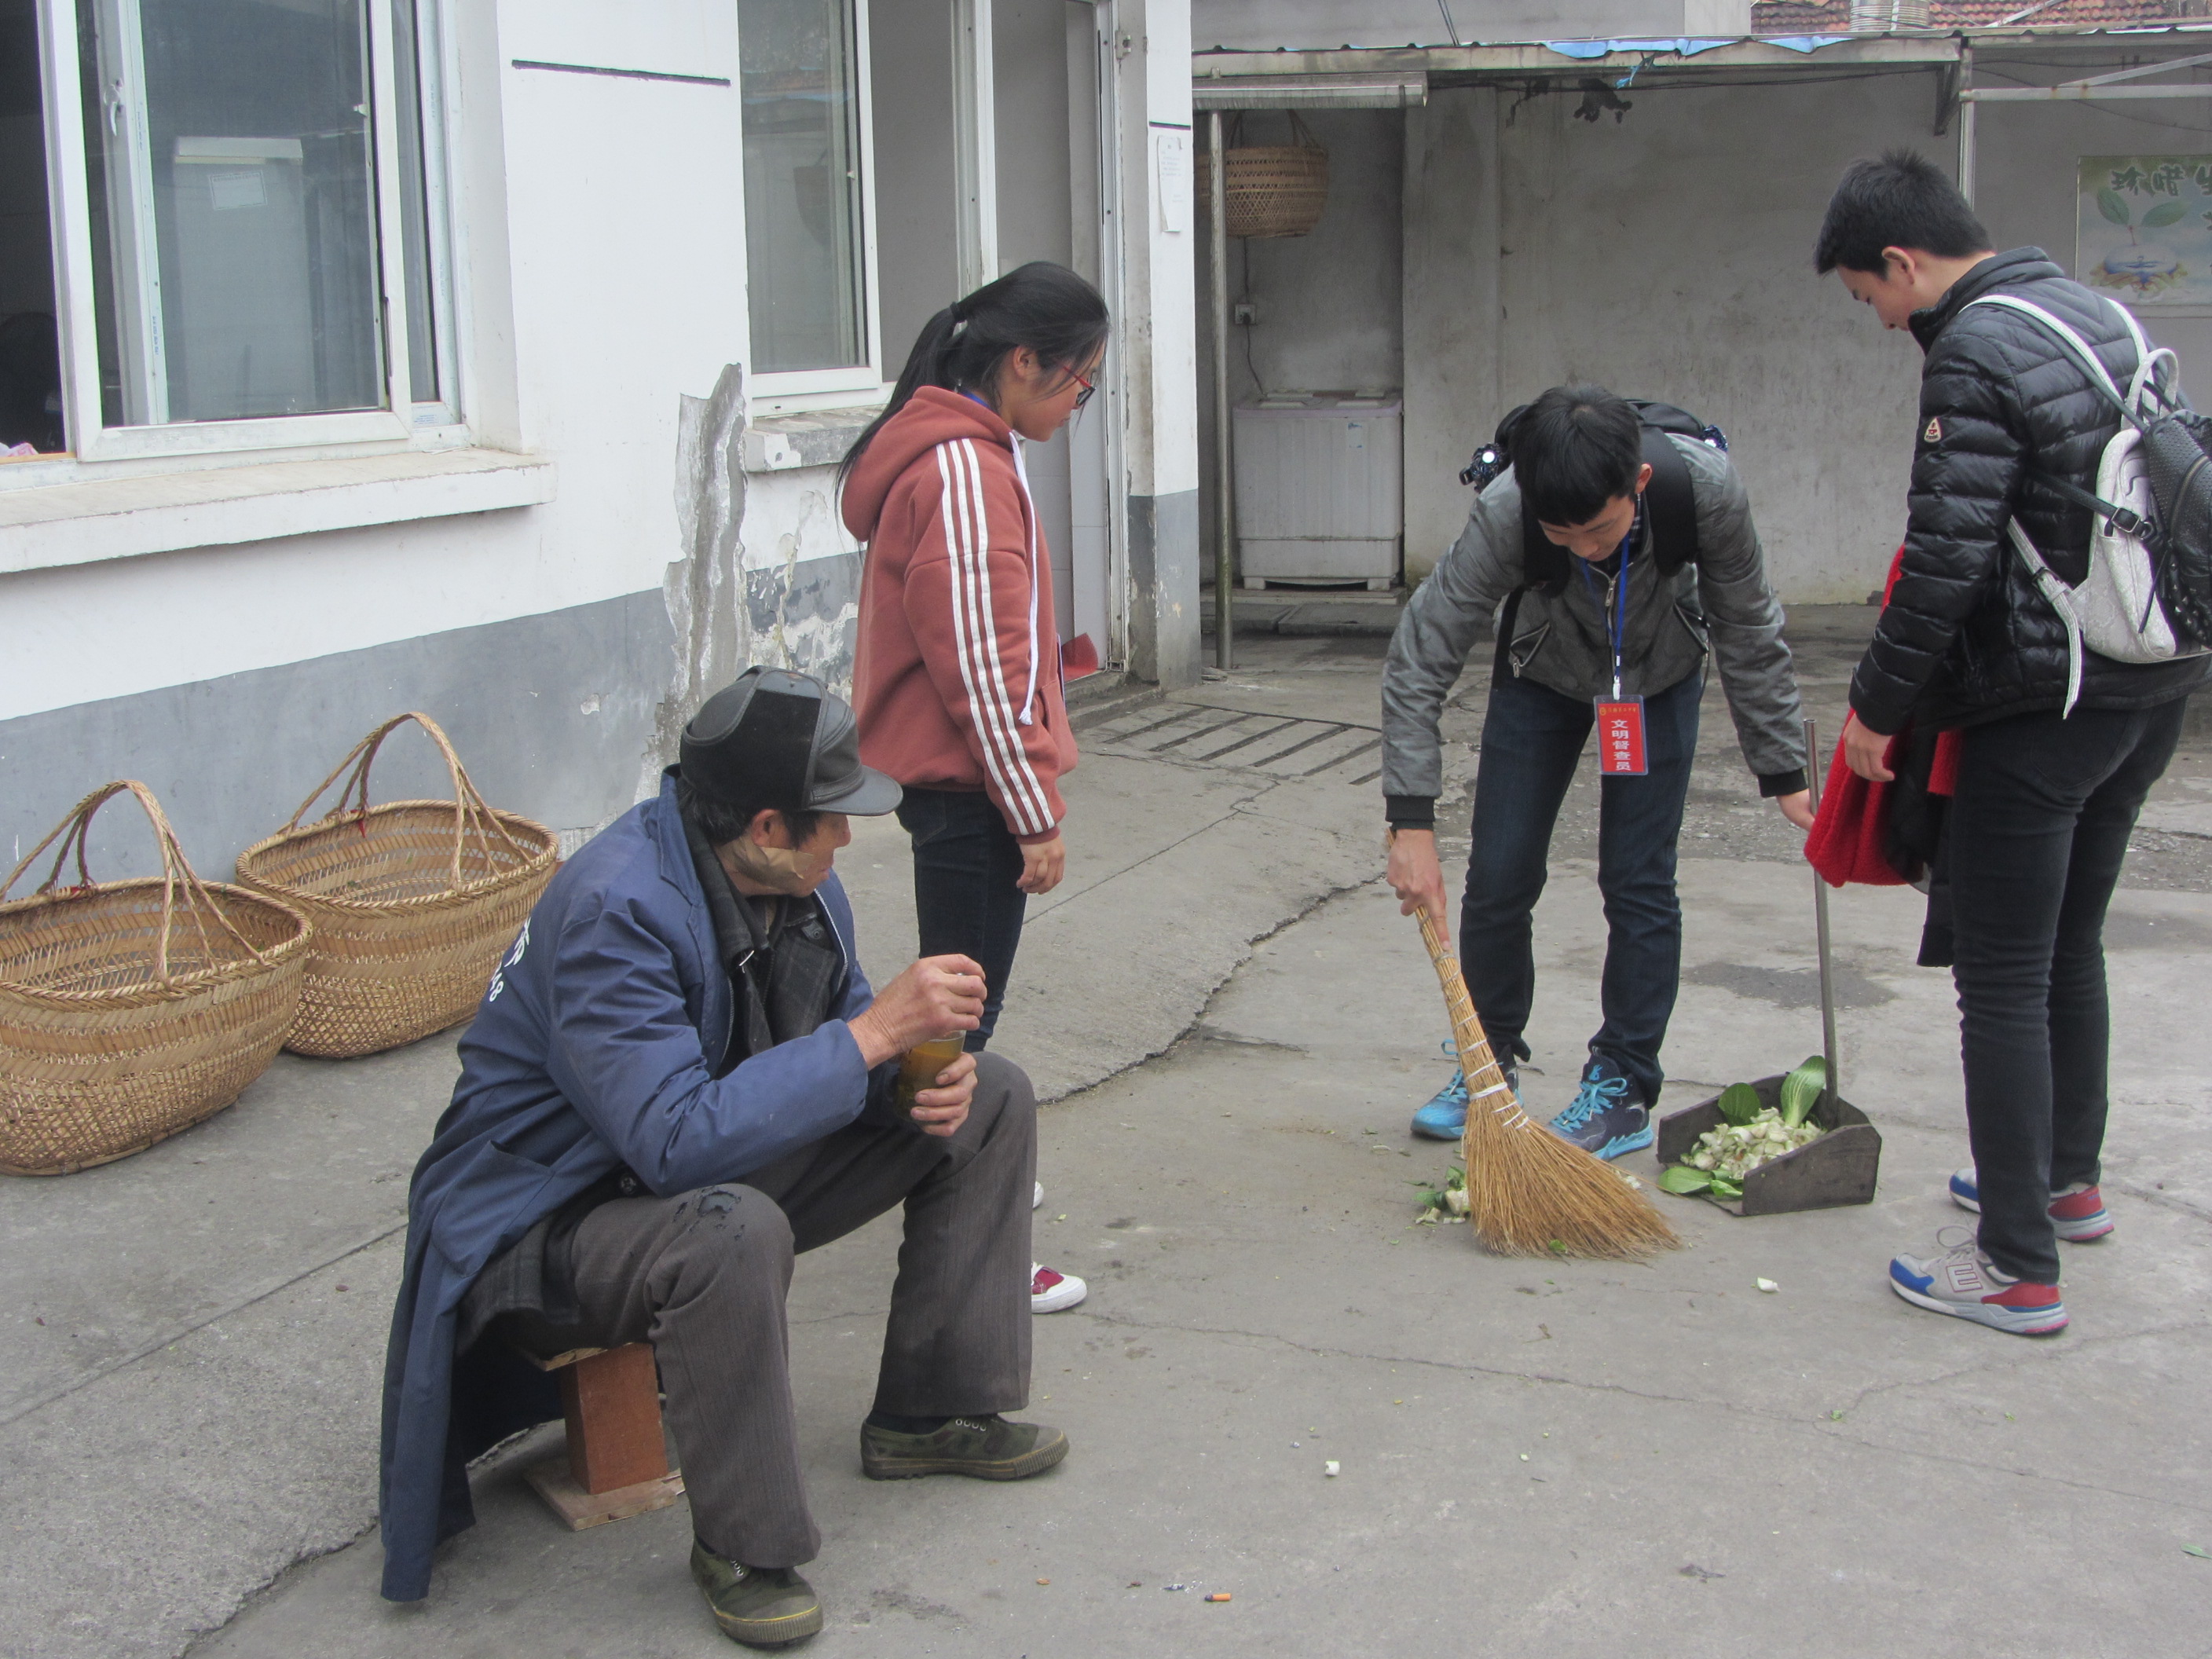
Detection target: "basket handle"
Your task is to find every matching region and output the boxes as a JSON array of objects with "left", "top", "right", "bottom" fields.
[
  {"left": 0, "top": 780, "right": 266, "bottom": 983},
  {"left": 280, "top": 711, "right": 532, "bottom": 892}
]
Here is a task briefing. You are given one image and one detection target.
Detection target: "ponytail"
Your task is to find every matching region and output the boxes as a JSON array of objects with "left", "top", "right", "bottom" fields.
[{"left": 838, "top": 262, "right": 1110, "bottom": 489}]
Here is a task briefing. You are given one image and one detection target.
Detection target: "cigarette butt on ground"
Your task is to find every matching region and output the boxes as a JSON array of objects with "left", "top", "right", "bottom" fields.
[{"left": 1206, "top": 1592, "right": 1232, "bottom": 1602}]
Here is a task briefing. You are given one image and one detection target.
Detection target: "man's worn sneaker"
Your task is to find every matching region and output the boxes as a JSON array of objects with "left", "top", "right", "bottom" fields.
[
  {"left": 1411, "top": 1069, "right": 1469, "bottom": 1140},
  {"left": 1412, "top": 1042, "right": 1518, "bottom": 1141},
  {"left": 1889, "top": 1229, "right": 2068, "bottom": 1335},
  {"left": 861, "top": 1414, "right": 1070, "bottom": 1481},
  {"left": 1031, "top": 1262, "right": 1086, "bottom": 1313},
  {"left": 1949, "top": 1168, "right": 2115, "bottom": 1241},
  {"left": 1547, "top": 1056, "right": 1652, "bottom": 1162},
  {"left": 690, "top": 1540, "right": 823, "bottom": 1648}
]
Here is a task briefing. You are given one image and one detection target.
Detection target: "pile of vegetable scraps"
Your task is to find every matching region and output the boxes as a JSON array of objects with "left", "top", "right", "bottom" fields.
[
  {"left": 1415, "top": 1166, "right": 1470, "bottom": 1223},
  {"left": 1660, "top": 1057, "right": 1828, "bottom": 1203}
]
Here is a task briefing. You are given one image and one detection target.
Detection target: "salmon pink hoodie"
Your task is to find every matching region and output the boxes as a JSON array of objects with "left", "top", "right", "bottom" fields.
[{"left": 841, "top": 386, "right": 1075, "bottom": 844}]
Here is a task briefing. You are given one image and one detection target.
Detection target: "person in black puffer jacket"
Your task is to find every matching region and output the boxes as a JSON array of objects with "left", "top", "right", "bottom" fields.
[{"left": 1818, "top": 152, "right": 2210, "bottom": 1339}]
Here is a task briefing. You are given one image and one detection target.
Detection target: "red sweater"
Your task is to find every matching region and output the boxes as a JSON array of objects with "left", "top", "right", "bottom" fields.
[{"left": 842, "top": 387, "right": 1075, "bottom": 844}]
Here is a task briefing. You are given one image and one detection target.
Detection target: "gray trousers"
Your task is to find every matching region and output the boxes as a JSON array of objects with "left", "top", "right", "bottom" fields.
[{"left": 505, "top": 1051, "right": 1036, "bottom": 1566}]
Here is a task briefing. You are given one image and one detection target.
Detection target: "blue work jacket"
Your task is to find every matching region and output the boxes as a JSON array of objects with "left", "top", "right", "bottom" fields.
[{"left": 376, "top": 775, "right": 876, "bottom": 1601}]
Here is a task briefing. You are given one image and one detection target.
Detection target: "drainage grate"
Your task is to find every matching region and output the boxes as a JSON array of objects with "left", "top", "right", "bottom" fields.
[{"left": 1073, "top": 701, "right": 1381, "bottom": 786}]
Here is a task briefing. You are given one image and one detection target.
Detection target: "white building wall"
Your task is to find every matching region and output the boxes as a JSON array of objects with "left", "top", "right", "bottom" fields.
[
  {"left": 1122, "top": 0, "right": 1205, "bottom": 684},
  {"left": 7, "top": 0, "right": 753, "bottom": 723},
  {"left": 3, "top": 1, "right": 760, "bottom": 870},
  {"left": 2, "top": 0, "right": 1199, "bottom": 874}
]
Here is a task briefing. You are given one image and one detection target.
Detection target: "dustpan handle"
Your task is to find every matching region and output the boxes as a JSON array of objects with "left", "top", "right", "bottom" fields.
[
  {"left": 0, "top": 780, "right": 265, "bottom": 983},
  {"left": 281, "top": 712, "right": 530, "bottom": 891},
  {"left": 1804, "top": 717, "right": 1840, "bottom": 1109}
]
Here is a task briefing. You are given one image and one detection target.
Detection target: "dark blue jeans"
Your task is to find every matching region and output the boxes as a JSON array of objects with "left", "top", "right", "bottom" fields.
[
  {"left": 1458, "top": 669, "right": 1703, "bottom": 1106},
  {"left": 895, "top": 787, "right": 1029, "bottom": 1050},
  {"left": 1949, "top": 698, "right": 2185, "bottom": 1284}
]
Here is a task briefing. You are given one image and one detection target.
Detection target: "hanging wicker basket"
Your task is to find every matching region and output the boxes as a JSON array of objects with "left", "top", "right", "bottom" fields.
[
  {"left": 1196, "top": 111, "right": 1330, "bottom": 240},
  {"left": 0, "top": 782, "right": 309, "bottom": 1175},
  {"left": 233, "top": 712, "right": 558, "bottom": 1059}
]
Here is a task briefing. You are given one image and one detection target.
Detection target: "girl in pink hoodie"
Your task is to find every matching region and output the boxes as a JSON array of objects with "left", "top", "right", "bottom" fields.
[{"left": 840, "top": 262, "right": 1109, "bottom": 1314}]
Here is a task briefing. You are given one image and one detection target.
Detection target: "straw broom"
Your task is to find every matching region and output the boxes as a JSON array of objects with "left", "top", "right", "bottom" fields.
[{"left": 1415, "top": 906, "right": 1678, "bottom": 1259}]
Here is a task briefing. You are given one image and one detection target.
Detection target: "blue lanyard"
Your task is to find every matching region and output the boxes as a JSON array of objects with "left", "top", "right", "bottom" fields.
[{"left": 1576, "top": 526, "right": 1635, "bottom": 699}]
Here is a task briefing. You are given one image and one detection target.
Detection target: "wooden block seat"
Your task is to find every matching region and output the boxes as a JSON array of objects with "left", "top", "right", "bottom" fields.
[{"left": 515, "top": 1340, "right": 686, "bottom": 1531}]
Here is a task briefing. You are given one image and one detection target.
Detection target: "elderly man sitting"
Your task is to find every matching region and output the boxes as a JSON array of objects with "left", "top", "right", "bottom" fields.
[{"left": 379, "top": 668, "right": 1062, "bottom": 1646}]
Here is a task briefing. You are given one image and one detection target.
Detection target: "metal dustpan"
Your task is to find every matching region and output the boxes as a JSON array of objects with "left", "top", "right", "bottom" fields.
[{"left": 1657, "top": 718, "right": 1883, "bottom": 1217}]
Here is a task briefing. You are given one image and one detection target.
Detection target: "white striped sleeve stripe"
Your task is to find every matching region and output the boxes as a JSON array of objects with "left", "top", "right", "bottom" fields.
[
  {"left": 934, "top": 442, "right": 1051, "bottom": 834},
  {"left": 950, "top": 440, "right": 1053, "bottom": 828}
]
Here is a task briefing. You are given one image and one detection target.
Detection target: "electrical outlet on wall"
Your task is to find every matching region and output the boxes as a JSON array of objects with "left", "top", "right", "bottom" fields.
[{"left": 1232, "top": 300, "right": 1258, "bottom": 327}]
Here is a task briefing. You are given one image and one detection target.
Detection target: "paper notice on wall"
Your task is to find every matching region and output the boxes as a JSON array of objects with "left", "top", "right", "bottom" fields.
[
  {"left": 1155, "top": 130, "right": 1190, "bottom": 235},
  {"left": 207, "top": 168, "right": 268, "bottom": 211}
]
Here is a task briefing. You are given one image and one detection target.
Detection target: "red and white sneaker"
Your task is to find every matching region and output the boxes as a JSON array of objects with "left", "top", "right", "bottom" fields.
[
  {"left": 1031, "top": 1263, "right": 1086, "bottom": 1314},
  {"left": 1889, "top": 1229, "right": 2067, "bottom": 1336},
  {"left": 1948, "top": 1169, "right": 2114, "bottom": 1241}
]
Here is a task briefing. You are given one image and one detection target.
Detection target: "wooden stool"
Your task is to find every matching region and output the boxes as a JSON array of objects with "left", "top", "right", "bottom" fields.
[{"left": 517, "top": 1341, "right": 686, "bottom": 1530}]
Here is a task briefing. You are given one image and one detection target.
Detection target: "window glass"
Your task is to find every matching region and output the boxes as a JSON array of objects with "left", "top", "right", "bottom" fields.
[
  {"left": 77, "top": 0, "right": 386, "bottom": 427},
  {"left": 740, "top": 0, "right": 867, "bottom": 375},
  {"left": 0, "top": 0, "right": 66, "bottom": 454},
  {"left": 391, "top": 0, "right": 441, "bottom": 406}
]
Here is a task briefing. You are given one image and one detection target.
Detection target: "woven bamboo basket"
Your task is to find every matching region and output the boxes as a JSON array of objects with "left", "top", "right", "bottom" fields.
[
  {"left": 1197, "top": 112, "right": 1329, "bottom": 240},
  {"left": 0, "top": 782, "right": 309, "bottom": 1175},
  {"left": 233, "top": 712, "right": 558, "bottom": 1059}
]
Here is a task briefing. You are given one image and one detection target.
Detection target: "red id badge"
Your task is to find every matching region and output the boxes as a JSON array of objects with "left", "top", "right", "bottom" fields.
[{"left": 1595, "top": 696, "right": 1648, "bottom": 776}]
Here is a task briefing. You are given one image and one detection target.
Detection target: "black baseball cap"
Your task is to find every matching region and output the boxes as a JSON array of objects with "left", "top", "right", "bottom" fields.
[{"left": 679, "top": 668, "right": 902, "bottom": 818}]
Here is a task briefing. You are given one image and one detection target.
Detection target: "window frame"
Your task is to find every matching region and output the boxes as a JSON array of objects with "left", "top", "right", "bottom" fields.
[
  {"left": 738, "top": 0, "right": 884, "bottom": 408},
  {"left": 33, "top": 0, "right": 456, "bottom": 467},
  {"left": 397, "top": 0, "right": 463, "bottom": 432}
]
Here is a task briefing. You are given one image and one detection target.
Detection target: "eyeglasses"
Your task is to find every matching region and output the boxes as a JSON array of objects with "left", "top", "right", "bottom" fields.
[{"left": 1061, "top": 362, "right": 1097, "bottom": 410}]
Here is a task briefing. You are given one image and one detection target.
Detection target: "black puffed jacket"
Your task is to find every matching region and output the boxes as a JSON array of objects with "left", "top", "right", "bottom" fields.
[{"left": 1850, "top": 247, "right": 2212, "bottom": 734}]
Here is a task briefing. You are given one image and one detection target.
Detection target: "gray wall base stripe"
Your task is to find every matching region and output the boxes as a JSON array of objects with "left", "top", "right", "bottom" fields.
[{"left": 1, "top": 591, "right": 675, "bottom": 881}]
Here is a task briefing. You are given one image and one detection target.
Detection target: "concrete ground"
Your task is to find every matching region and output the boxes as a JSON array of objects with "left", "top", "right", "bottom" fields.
[{"left": 5, "top": 613, "right": 2210, "bottom": 1658}]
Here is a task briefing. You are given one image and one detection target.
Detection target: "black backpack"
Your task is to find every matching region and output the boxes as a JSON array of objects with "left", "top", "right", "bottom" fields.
[{"left": 1460, "top": 398, "right": 1726, "bottom": 593}]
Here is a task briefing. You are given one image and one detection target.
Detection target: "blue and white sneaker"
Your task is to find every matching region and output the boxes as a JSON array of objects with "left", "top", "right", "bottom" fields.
[
  {"left": 1948, "top": 1168, "right": 2114, "bottom": 1242},
  {"left": 1889, "top": 1229, "right": 2067, "bottom": 1335},
  {"left": 1410, "top": 1042, "right": 1518, "bottom": 1141},
  {"left": 1546, "top": 1056, "right": 1652, "bottom": 1162}
]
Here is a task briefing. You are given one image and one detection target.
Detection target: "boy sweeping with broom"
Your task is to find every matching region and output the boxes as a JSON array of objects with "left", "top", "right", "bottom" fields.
[{"left": 1382, "top": 385, "right": 1812, "bottom": 1156}]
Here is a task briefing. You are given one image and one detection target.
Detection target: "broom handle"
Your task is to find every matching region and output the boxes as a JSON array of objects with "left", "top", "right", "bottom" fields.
[
  {"left": 1804, "top": 716, "right": 1840, "bottom": 1111},
  {"left": 1414, "top": 906, "right": 1532, "bottom": 1132}
]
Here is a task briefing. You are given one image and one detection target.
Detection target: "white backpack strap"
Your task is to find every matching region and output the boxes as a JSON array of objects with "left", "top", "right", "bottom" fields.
[
  {"left": 2096, "top": 299, "right": 2174, "bottom": 407},
  {"left": 1966, "top": 294, "right": 2129, "bottom": 408},
  {"left": 2004, "top": 519, "right": 2084, "bottom": 716},
  {"left": 2104, "top": 294, "right": 2152, "bottom": 364}
]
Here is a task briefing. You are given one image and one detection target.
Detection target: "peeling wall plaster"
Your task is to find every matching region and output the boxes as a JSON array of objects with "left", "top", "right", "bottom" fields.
[
  {"left": 647, "top": 365, "right": 863, "bottom": 800},
  {"left": 650, "top": 362, "right": 751, "bottom": 798}
]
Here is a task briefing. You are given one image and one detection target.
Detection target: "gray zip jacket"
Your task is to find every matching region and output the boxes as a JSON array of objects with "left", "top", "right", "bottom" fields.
[{"left": 1381, "top": 434, "right": 1807, "bottom": 819}]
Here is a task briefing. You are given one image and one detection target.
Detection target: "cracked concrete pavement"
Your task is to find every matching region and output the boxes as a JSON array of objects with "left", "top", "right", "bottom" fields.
[{"left": 5, "top": 615, "right": 2210, "bottom": 1657}]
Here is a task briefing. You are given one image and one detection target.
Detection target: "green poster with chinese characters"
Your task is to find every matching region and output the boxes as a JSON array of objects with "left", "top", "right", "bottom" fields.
[{"left": 2078, "top": 155, "right": 2212, "bottom": 305}]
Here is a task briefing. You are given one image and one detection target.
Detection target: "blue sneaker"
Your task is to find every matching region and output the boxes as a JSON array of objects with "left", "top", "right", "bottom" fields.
[
  {"left": 1889, "top": 1229, "right": 2067, "bottom": 1335},
  {"left": 1410, "top": 1042, "right": 1518, "bottom": 1141},
  {"left": 1547, "top": 1057, "right": 1653, "bottom": 1161},
  {"left": 1411, "top": 1070, "right": 1468, "bottom": 1140}
]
